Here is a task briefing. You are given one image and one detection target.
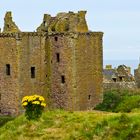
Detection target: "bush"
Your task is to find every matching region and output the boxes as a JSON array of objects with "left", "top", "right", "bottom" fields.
[
  {"left": 95, "top": 90, "right": 122, "bottom": 112},
  {"left": 95, "top": 89, "right": 140, "bottom": 112},
  {"left": 115, "top": 96, "right": 140, "bottom": 112},
  {"left": 22, "top": 95, "right": 46, "bottom": 120}
]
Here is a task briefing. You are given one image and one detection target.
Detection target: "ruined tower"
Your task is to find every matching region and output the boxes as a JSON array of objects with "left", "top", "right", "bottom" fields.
[
  {"left": 0, "top": 11, "right": 103, "bottom": 115},
  {"left": 134, "top": 64, "right": 140, "bottom": 88}
]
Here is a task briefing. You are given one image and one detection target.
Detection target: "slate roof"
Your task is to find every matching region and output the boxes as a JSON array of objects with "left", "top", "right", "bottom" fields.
[{"left": 103, "top": 69, "right": 117, "bottom": 81}]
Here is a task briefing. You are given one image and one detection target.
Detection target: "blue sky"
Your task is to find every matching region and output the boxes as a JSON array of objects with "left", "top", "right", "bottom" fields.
[{"left": 0, "top": 0, "right": 140, "bottom": 60}]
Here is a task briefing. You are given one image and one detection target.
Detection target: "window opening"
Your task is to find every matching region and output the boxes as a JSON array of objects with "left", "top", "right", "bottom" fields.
[
  {"left": 88, "top": 95, "right": 91, "bottom": 100},
  {"left": 55, "top": 37, "right": 58, "bottom": 41},
  {"left": 56, "top": 53, "right": 60, "bottom": 62},
  {"left": 31, "top": 67, "right": 35, "bottom": 78},
  {"left": 61, "top": 75, "right": 65, "bottom": 83},
  {"left": 112, "top": 78, "right": 117, "bottom": 82},
  {"left": 6, "top": 64, "right": 10, "bottom": 75},
  {"left": 43, "top": 21, "right": 46, "bottom": 25},
  {"left": 119, "top": 77, "right": 123, "bottom": 82}
]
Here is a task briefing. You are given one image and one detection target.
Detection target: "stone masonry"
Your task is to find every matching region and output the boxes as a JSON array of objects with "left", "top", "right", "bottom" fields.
[
  {"left": 134, "top": 64, "right": 140, "bottom": 88},
  {"left": 103, "top": 65, "right": 136, "bottom": 91},
  {"left": 0, "top": 11, "right": 103, "bottom": 115}
]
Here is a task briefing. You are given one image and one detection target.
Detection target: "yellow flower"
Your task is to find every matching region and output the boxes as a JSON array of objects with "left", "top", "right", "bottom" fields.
[
  {"left": 22, "top": 96, "right": 29, "bottom": 103},
  {"left": 32, "top": 96, "right": 37, "bottom": 100},
  {"left": 22, "top": 95, "right": 46, "bottom": 107},
  {"left": 39, "top": 96, "right": 45, "bottom": 102},
  {"left": 28, "top": 96, "right": 34, "bottom": 102},
  {"left": 22, "top": 102, "right": 28, "bottom": 106},
  {"left": 32, "top": 101, "right": 40, "bottom": 105},
  {"left": 41, "top": 102, "right": 46, "bottom": 107}
]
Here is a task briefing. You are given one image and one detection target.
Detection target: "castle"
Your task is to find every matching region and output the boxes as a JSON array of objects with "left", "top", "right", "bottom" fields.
[
  {"left": 103, "top": 65, "right": 136, "bottom": 91},
  {"left": 0, "top": 11, "right": 103, "bottom": 115}
]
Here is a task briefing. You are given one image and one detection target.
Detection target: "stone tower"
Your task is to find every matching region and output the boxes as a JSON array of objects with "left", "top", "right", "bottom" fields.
[
  {"left": 134, "top": 64, "right": 140, "bottom": 88},
  {"left": 0, "top": 11, "right": 103, "bottom": 115}
]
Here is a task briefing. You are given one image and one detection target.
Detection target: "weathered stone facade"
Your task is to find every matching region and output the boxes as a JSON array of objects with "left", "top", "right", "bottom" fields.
[
  {"left": 103, "top": 65, "right": 136, "bottom": 91},
  {"left": 0, "top": 11, "right": 103, "bottom": 115},
  {"left": 134, "top": 64, "right": 140, "bottom": 88}
]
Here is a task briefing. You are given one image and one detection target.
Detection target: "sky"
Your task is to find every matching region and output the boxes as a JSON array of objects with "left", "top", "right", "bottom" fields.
[{"left": 0, "top": 0, "right": 140, "bottom": 61}]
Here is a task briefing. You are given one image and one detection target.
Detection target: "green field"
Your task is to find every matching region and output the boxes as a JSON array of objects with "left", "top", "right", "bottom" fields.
[{"left": 0, "top": 110, "right": 140, "bottom": 140}]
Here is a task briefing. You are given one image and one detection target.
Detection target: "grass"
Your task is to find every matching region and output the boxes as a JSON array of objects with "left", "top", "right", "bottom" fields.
[
  {"left": 0, "top": 116, "right": 15, "bottom": 127},
  {"left": 0, "top": 110, "right": 140, "bottom": 140}
]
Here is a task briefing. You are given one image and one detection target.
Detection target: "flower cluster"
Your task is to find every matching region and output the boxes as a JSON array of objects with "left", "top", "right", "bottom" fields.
[
  {"left": 22, "top": 95, "right": 46, "bottom": 120},
  {"left": 22, "top": 95, "right": 46, "bottom": 108}
]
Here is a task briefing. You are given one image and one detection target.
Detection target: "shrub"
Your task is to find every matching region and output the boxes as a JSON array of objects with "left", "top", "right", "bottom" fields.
[
  {"left": 95, "top": 90, "right": 122, "bottom": 112},
  {"left": 95, "top": 89, "right": 140, "bottom": 112},
  {"left": 22, "top": 95, "right": 46, "bottom": 120},
  {"left": 115, "top": 96, "right": 140, "bottom": 112}
]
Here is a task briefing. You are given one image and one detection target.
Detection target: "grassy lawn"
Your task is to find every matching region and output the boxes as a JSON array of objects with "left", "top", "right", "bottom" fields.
[
  {"left": 0, "top": 116, "right": 15, "bottom": 127},
  {"left": 0, "top": 110, "right": 140, "bottom": 140}
]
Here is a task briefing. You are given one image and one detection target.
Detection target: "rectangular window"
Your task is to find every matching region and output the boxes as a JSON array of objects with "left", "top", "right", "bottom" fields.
[
  {"left": 119, "top": 76, "right": 123, "bottom": 82},
  {"left": 61, "top": 75, "right": 65, "bottom": 84},
  {"left": 6, "top": 64, "right": 10, "bottom": 75},
  {"left": 55, "top": 36, "right": 58, "bottom": 41},
  {"left": 31, "top": 67, "right": 35, "bottom": 78},
  {"left": 88, "top": 95, "right": 91, "bottom": 100},
  {"left": 56, "top": 53, "right": 60, "bottom": 62}
]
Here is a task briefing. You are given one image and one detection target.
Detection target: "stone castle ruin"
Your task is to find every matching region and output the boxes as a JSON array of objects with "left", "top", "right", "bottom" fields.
[
  {"left": 134, "top": 64, "right": 140, "bottom": 88},
  {"left": 0, "top": 11, "right": 103, "bottom": 115},
  {"left": 103, "top": 65, "right": 136, "bottom": 90}
]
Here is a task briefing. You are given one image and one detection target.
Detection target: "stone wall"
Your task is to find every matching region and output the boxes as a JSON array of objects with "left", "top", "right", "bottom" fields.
[
  {"left": 103, "top": 82, "right": 137, "bottom": 91},
  {"left": 134, "top": 65, "right": 140, "bottom": 88},
  {"left": 0, "top": 11, "right": 103, "bottom": 115},
  {"left": 37, "top": 11, "right": 88, "bottom": 33},
  {"left": 46, "top": 34, "right": 74, "bottom": 110},
  {"left": 17, "top": 33, "right": 47, "bottom": 113},
  {"left": 3, "top": 12, "right": 20, "bottom": 33},
  {"left": 73, "top": 32, "right": 103, "bottom": 110},
  {"left": 103, "top": 65, "right": 136, "bottom": 91},
  {"left": 46, "top": 32, "right": 103, "bottom": 110},
  {"left": 0, "top": 34, "right": 19, "bottom": 115},
  {"left": 0, "top": 33, "right": 48, "bottom": 115}
]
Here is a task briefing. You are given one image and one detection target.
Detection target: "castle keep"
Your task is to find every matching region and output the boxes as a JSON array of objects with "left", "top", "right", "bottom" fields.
[{"left": 0, "top": 11, "right": 103, "bottom": 115}]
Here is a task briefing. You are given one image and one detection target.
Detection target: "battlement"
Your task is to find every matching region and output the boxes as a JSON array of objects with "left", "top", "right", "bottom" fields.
[
  {"left": 3, "top": 11, "right": 20, "bottom": 33},
  {"left": 0, "top": 11, "right": 102, "bottom": 36},
  {"left": 0, "top": 31, "right": 103, "bottom": 39},
  {"left": 0, "top": 32, "right": 46, "bottom": 38},
  {"left": 37, "top": 10, "right": 89, "bottom": 33}
]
